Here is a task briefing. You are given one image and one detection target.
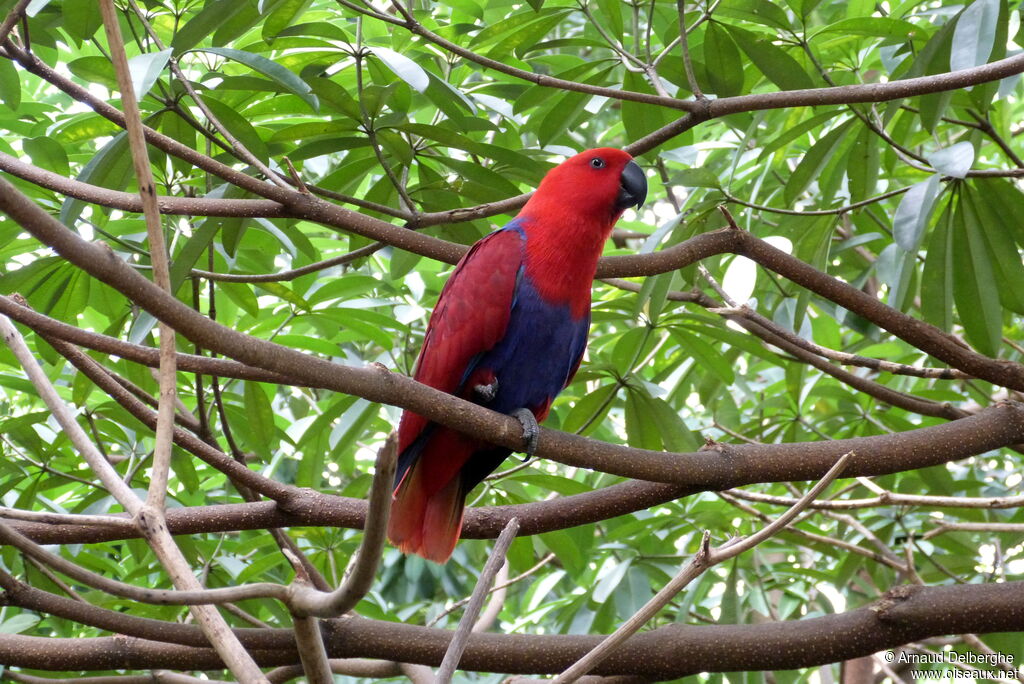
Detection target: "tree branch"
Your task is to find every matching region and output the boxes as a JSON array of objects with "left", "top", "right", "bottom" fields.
[
  {"left": 437, "top": 518, "right": 519, "bottom": 683},
  {"left": 548, "top": 453, "right": 852, "bottom": 682},
  {"left": 2, "top": 581, "right": 1023, "bottom": 677}
]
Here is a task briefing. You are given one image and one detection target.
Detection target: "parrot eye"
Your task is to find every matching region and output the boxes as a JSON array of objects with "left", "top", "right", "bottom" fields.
[{"left": 590, "top": 157, "right": 606, "bottom": 169}]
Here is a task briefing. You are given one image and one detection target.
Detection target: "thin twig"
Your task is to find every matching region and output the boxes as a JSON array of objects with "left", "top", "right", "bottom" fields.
[
  {"left": 428, "top": 552, "right": 557, "bottom": 627},
  {"left": 98, "top": 0, "right": 177, "bottom": 514},
  {"left": 724, "top": 185, "right": 913, "bottom": 217},
  {"left": 676, "top": 0, "right": 703, "bottom": 98},
  {"left": 923, "top": 522, "right": 1024, "bottom": 540},
  {"left": 0, "top": 507, "right": 136, "bottom": 529},
  {"left": 436, "top": 517, "right": 520, "bottom": 684},
  {"left": 726, "top": 488, "right": 1024, "bottom": 511},
  {"left": 550, "top": 452, "right": 853, "bottom": 683},
  {"left": 190, "top": 242, "right": 385, "bottom": 282},
  {"left": 718, "top": 491, "right": 909, "bottom": 572},
  {"left": 472, "top": 560, "right": 509, "bottom": 633},
  {"left": 708, "top": 303, "right": 972, "bottom": 380},
  {"left": 0, "top": 313, "right": 270, "bottom": 682},
  {"left": 0, "top": 0, "right": 31, "bottom": 45}
]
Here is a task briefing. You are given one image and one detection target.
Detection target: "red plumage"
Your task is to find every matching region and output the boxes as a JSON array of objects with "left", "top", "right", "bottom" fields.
[{"left": 388, "top": 148, "right": 646, "bottom": 562}]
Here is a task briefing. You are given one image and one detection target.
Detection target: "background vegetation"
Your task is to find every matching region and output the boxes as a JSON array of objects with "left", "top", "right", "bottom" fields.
[{"left": 0, "top": 0, "right": 1023, "bottom": 681}]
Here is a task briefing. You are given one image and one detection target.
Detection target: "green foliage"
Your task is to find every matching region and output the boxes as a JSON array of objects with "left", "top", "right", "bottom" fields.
[{"left": 0, "top": 0, "right": 1022, "bottom": 680}]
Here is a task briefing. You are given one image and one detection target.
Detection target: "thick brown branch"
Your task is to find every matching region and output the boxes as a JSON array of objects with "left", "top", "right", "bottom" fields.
[
  {"left": 6, "top": 402, "right": 1024, "bottom": 547},
  {"left": 3, "top": 184, "right": 1024, "bottom": 494},
  {"left": 1, "top": 581, "right": 1022, "bottom": 678}
]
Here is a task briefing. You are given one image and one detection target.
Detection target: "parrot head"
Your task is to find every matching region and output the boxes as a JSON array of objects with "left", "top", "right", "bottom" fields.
[{"left": 523, "top": 147, "right": 648, "bottom": 226}]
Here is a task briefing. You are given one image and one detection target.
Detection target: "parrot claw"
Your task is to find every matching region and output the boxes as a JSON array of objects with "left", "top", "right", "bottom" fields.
[
  {"left": 474, "top": 379, "right": 498, "bottom": 402},
  {"left": 511, "top": 408, "right": 539, "bottom": 458}
]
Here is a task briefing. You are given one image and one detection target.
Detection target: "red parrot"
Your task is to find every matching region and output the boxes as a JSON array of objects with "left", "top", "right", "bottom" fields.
[{"left": 387, "top": 148, "right": 647, "bottom": 562}]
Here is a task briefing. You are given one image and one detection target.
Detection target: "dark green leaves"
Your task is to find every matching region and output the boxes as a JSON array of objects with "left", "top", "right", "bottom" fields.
[
  {"left": 727, "top": 26, "right": 815, "bottom": 91},
  {"left": 703, "top": 22, "right": 744, "bottom": 97},
  {"left": 951, "top": 191, "right": 1002, "bottom": 356},
  {"left": 784, "top": 119, "right": 854, "bottom": 205}
]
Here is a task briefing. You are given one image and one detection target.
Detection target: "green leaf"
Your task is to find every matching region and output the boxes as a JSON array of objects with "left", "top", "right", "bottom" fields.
[
  {"left": 309, "top": 77, "right": 363, "bottom": 120},
  {"left": 892, "top": 175, "right": 941, "bottom": 252},
  {"left": 160, "top": 110, "right": 198, "bottom": 176},
  {"left": 951, "top": 0, "right": 1000, "bottom": 71},
  {"left": 846, "top": 126, "right": 879, "bottom": 202},
  {"left": 876, "top": 242, "right": 916, "bottom": 311},
  {"left": 59, "top": 132, "right": 132, "bottom": 228},
  {"left": 561, "top": 383, "right": 619, "bottom": 436},
  {"left": 22, "top": 136, "right": 69, "bottom": 176},
  {"left": 263, "top": 0, "right": 314, "bottom": 42},
  {"left": 784, "top": 120, "right": 854, "bottom": 205},
  {"left": 670, "top": 328, "right": 735, "bottom": 384},
  {"left": 717, "top": 0, "right": 792, "bottom": 30},
  {"left": 926, "top": 142, "right": 974, "bottom": 179},
  {"left": 621, "top": 71, "right": 677, "bottom": 142},
  {"left": 593, "top": 558, "right": 632, "bottom": 604},
  {"left": 61, "top": 0, "right": 102, "bottom": 43},
  {"left": 703, "top": 22, "right": 744, "bottom": 98},
  {"left": 369, "top": 47, "right": 430, "bottom": 93},
  {"left": 243, "top": 381, "right": 277, "bottom": 460},
  {"left": 757, "top": 109, "right": 843, "bottom": 161},
  {"left": 171, "top": 0, "right": 240, "bottom": 51},
  {"left": 0, "top": 58, "right": 19, "bottom": 110},
  {"left": 127, "top": 49, "right": 172, "bottom": 101},
  {"left": 25, "top": 0, "right": 53, "bottom": 16},
  {"left": 727, "top": 26, "right": 816, "bottom": 91},
  {"left": 534, "top": 90, "right": 590, "bottom": 147},
  {"left": 643, "top": 392, "right": 701, "bottom": 452},
  {"left": 963, "top": 186, "right": 1024, "bottom": 315},
  {"left": 921, "top": 200, "right": 955, "bottom": 331},
  {"left": 171, "top": 446, "right": 200, "bottom": 494},
  {"left": 673, "top": 168, "right": 721, "bottom": 188},
  {"left": 814, "top": 17, "right": 922, "bottom": 40},
  {"left": 952, "top": 193, "right": 1002, "bottom": 356},
  {"left": 191, "top": 47, "right": 318, "bottom": 112},
  {"left": 67, "top": 56, "right": 118, "bottom": 90},
  {"left": 539, "top": 529, "right": 586, "bottom": 576},
  {"left": 624, "top": 388, "right": 662, "bottom": 450},
  {"left": 169, "top": 219, "right": 220, "bottom": 294},
  {"left": 595, "top": 0, "right": 624, "bottom": 36},
  {"left": 0, "top": 613, "right": 40, "bottom": 635},
  {"left": 201, "top": 95, "right": 270, "bottom": 163},
  {"left": 909, "top": 20, "right": 956, "bottom": 132},
  {"left": 255, "top": 281, "right": 311, "bottom": 312}
]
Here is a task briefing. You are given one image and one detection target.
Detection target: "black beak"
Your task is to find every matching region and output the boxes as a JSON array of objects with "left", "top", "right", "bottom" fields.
[{"left": 616, "top": 159, "right": 647, "bottom": 211}]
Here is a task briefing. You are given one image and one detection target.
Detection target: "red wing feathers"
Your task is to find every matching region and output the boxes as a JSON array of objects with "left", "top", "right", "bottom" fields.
[
  {"left": 397, "top": 229, "right": 524, "bottom": 453},
  {"left": 390, "top": 228, "right": 524, "bottom": 562}
]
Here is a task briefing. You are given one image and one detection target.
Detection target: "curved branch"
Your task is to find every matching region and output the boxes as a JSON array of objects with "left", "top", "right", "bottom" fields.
[
  {"left": 345, "top": 0, "right": 1024, "bottom": 125},
  {"left": 7, "top": 402, "right": 1024, "bottom": 547},
  {"left": 1, "top": 581, "right": 1022, "bottom": 678},
  {"left": 3, "top": 183, "right": 1024, "bottom": 495},
  {"left": 352, "top": 1, "right": 700, "bottom": 112}
]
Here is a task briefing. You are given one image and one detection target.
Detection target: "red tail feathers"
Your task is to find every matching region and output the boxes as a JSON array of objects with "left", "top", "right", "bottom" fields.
[
  {"left": 388, "top": 461, "right": 465, "bottom": 563},
  {"left": 387, "top": 430, "right": 473, "bottom": 563}
]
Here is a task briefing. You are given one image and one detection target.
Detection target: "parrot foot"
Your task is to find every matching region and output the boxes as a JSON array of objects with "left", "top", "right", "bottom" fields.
[
  {"left": 511, "top": 408, "right": 539, "bottom": 458},
  {"left": 474, "top": 379, "right": 498, "bottom": 402}
]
